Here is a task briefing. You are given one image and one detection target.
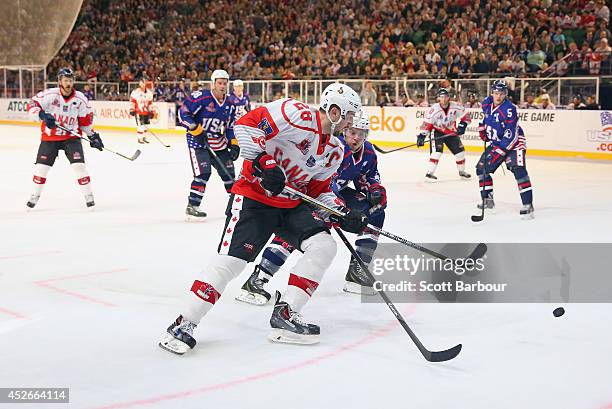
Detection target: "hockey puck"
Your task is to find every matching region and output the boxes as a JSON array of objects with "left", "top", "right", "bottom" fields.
[{"left": 553, "top": 307, "right": 565, "bottom": 317}]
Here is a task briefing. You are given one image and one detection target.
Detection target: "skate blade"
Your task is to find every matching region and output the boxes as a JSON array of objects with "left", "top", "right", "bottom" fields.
[
  {"left": 424, "top": 177, "right": 437, "bottom": 183},
  {"left": 343, "top": 281, "right": 377, "bottom": 296},
  {"left": 460, "top": 176, "right": 471, "bottom": 181},
  {"left": 235, "top": 289, "right": 269, "bottom": 306},
  {"left": 267, "top": 329, "right": 319, "bottom": 345},
  {"left": 185, "top": 215, "right": 207, "bottom": 222},
  {"left": 521, "top": 213, "right": 535, "bottom": 220},
  {"left": 159, "top": 334, "right": 190, "bottom": 355}
]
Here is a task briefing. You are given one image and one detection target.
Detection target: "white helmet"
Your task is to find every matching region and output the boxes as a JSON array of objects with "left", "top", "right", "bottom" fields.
[
  {"left": 352, "top": 111, "right": 370, "bottom": 132},
  {"left": 319, "top": 83, "right": 362, "bottom": 134},
  {"left": 211, "top": 69, "right": 229, "bottom": 84},
  {"left": 233, "top": 79, "right": 244, "bottom": 88}
]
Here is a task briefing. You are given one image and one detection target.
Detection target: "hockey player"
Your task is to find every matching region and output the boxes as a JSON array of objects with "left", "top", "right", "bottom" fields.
[
  {"left": 476, "top": 80, "right": 534, "bottom": 219},
  {"left": 228, "top": 79, "right": 251, "bottom": 120},
  {"left": 417, "top": 88, "right": 471, "bottom": 182},
  {"left": 178, "top": 69, "right": 239, "bottom": 219},
  {"left": 236, "top": 112, "right": 387, "bottom": 304},
  {"left": 25, "top": 68, "right": 104, "bottom": 209},
  {"left": 159, "top": 83, "right": 365, "bottom": 354},
  {"left": 129, "top": 78, "right": 155, "bottom": 144}
]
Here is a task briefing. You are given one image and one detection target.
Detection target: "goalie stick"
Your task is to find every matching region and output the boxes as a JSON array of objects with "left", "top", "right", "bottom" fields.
[
  {"left": 333, "top": 226, "right": 462, "bottom": 362},
  {"left": 57, "top": 125, "right": 141, "bottom": 161}
]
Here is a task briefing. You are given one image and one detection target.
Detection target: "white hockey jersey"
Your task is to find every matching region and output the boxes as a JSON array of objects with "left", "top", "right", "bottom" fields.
[
  {"left": 130, "top": 87, "right": 154, "bottom": 115},
  {"left": 27, "top": 88, "right": 94, "bottom": 141},
  {"left": 233, "top": 98, "right": 343, "bottom": 208},
  {"left": 421, "top": 101, "right": 471, "bottom": 135}
]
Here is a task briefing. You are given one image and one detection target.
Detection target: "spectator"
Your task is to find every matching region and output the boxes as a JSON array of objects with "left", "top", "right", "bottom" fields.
[
  {"left": 520, "top": 93, "right": 540, "bottom": 109},
  {"left": 567, "top": 94, "right": 587, "bottom": 109},
  {"left": 360, "top": 81, "right": 377, "bottom": 106},
  {"left": 415, "top": 93, "right": 429, "bottom": 107},
  {"left": 539, "top": 94, "right": 556, "bottom": 109},
  {"left": 82, "top": 83, "right": 95, "bottom": 100},
  {"left": 585, "top": 95, "right": 601, "bottom": 109},
  {"left": 595, "top": 0, "right": 610, "bottom": 23},
  {"left": 527, "top": 43, "right": 547, "bottom": 72}
]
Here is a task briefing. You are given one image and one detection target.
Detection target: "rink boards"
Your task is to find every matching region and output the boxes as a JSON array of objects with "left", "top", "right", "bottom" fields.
[{"left": 1, "top": 98, "right": 611, "bottom": 160}]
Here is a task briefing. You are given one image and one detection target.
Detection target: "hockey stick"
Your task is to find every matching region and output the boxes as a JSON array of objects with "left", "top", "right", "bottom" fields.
[
  {"left": 205, "top": 145, "right": 235, "bottom": 181},
  {"left": 333, "top": 226, "right": 462, "bottom": 362},
  {"left": 147, "top": 129, "right": 171, "bottom": 148},
  {"left": 57, "top": 124, "right": 141, "bottom": 161},
  {"left": 372, "top": 133, "right": 455, "bottom": 155},
  {"left": 471, "top": 140, "right": 488, "bottom": 222},
  {"left": 284, "top": 186, "right": 487, "bottom": 261}
]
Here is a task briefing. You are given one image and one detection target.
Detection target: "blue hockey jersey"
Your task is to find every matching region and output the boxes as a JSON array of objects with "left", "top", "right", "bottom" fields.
[
  {"left": 178, "top": 89, "right": 237, "bottom": 151},
  {"left": 333, "top": 136, "right": 382, "bottom": 195},
  {"left": 227, "top": 92, "right": 251, "bottom": 120},
  {"left": 481, "top": 96, "right": 526, "bottom": 151}
]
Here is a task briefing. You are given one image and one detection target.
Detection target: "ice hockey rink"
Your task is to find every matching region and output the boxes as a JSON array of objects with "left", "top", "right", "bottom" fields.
[{"left": 1, "top": 123, "right": 612, "bottom": 409}]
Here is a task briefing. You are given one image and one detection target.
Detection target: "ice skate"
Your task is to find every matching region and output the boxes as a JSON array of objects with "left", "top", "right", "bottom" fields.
[
  {"left": 26, "top": 194, "right": 40, "bottom": 209},
  {"left": 85, "top": 194, "right": 95, "bottom": 209},
  {"left": 159, "top": 315, "right": 197, "bottom": 355},
  {"left": 520, "top": 204, "right": 534, "bottom": 220},
  {"left": 425, "top": 173, "right": 438, "bottom": 183},
  {"left": 477, "top": 193, "right": 495, "bottom": 210},
  {"left": 268, "top": 291, "right": 320, "bottom": 345},
  {"left": 459, "top": 171, "right": 471, "bottom": 180},
  {"left": 343, "top": 256, "right": 376, "bottom": 296},
  {"left": 236, "top": 266, "right": 271, "bottom": 305},
  {"left": 185, "top": 204, "right": 207, "bottom": 220}
]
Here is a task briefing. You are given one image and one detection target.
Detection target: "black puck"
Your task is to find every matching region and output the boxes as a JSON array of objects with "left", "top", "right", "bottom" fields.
[{"left": 553, "top": 307, "right": 565, "bottom": 317}]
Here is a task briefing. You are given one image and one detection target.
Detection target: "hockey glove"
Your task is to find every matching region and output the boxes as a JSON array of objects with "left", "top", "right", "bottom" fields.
[
  {"left": 188, "top": 123, "right": 203, "bottom": 136},
  {"left": 253, "top": 152, "right": 285, "bottom": 196},
  {"left": 129, "top": 109, "right": 136, "bottom": 117},
  {"left": 416, "top": 133, "right": 427, "bottom": 147},
  {"left": 228, "top": 139, "right": 240, "bottom": 161},
  {"left": 367, "top": 184, "right": 387, "bottom": 208},
  {"left": 39, "top": 111, "right": 56, "bottom": 129},
  {"left": 486, "top": 146, "right": 506, "bottom": 167},
  {"left": 89, "top": 132, "right": 104, "bottom": 151},
  {"left": 330, "top": 208, "right": 369, "bottom": 234},
  {"left": 478, "top": 123, "right": 488, "bottom": 142},
  {"left": 456, "top": 121, "right": 468, "bottom": 136}
]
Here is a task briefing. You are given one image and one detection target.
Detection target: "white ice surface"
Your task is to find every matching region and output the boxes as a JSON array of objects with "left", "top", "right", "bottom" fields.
[{"left": 1, "top": 125, "right": 611, "bottom": 409}]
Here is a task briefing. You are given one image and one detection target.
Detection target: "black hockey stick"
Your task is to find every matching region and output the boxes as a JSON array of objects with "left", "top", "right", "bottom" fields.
[
  {"left": 284, "top": 186, "right": 487, "bottom": 262},
  {"left": 471, "top": 140, "right": 488, "bottom": 222},
  {"left": 205, "top": 145, "right": 235, "bottom": 181},
  {"left": 147, "top": 129, "right": 171, "bottom": 148},
  {"left": 333, "top": 226, "right": 462, "bottom": 362},
  {"left": 372, "top": 133, "right": 455, "bottom": 154},
  {"left": 57, "top": 125, "right": 141, "bottom": 161}
]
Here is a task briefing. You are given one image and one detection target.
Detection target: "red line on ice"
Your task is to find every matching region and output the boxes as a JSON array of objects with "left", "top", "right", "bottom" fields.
[
  {"left": 34, "top": 268, "right": 128, "bottom": 307},
  {"left": 92, "top": 305, "right": 417, "bottom": 409},
  {"left": 0, "top": 307, "right": 27, "bottom": 319}
]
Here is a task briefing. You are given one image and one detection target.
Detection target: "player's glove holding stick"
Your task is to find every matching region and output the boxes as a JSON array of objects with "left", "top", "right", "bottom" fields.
[
  {"left": 39, "top": 111, "right": 57, "bottom": 129},
  {"left": 478, "top": 123, "right": 488, "bottom": 142},
  {"left": 416, "top": 132, "right": 428, "bottom": 147},
  {"left": 88, "top": 132, "right": 104, "bottom": 151},
  {"left": 228, "top": 139, "right": 241, "bottom": 161},
  {"left": 252, "top": 152, "right": 286, "bottom": 196},
  {"left": 329, "top": 208, "right": 369, "bottom": 234}
]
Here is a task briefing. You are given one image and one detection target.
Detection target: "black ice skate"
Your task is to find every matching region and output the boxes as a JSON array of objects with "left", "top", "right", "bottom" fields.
[
  {"left": 235, "top": 266, "right": 271, "bottom": 305},
  {"left": 159, "top": 315, "right": 197, "bottom": 355},
  {"left": 477, "top": 193, "right": 495, "bottom": 210},
  {"left": 425, "top": 173, "right": 438, "bottom": 182},
  {"left": 343, "top": 256, "right": 376, "bottom": 296},
  {"left": 185, "top": 204, "right": 207, "bottom": 219},
  {"left": 520, "top": 204, "right": 535, "bottom": 220},
  {"left": 459, "top": 171, "right": 471, "bottom": 180},
  {"left": 26, "top": 194, "right": 40, "bottom": 209},
  {"left": 85, "top": 194, "right": 95, "bottom": 209},
  {"left": 268, "top": 291, "right": 320, "bottom": 345}
]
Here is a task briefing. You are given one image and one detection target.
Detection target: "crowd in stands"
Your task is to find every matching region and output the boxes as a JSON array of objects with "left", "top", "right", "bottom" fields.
[{"left": 49, "top": 0, "right": 611, "bottom": 85}]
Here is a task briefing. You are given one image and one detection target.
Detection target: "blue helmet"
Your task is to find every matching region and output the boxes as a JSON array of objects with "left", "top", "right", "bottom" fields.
[
  {"left": 491, "top": 80, "right": 508, "bottom": 94},
  {"left": 57, "top": 67, "right": 74, "bottom": 80}
]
